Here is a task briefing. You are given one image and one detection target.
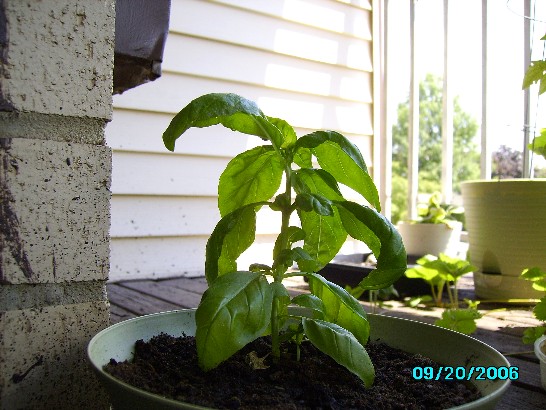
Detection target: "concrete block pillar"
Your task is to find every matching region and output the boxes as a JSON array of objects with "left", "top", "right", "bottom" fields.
[{"left": 0, "top": 1, "right": 115, "bottom": 409}]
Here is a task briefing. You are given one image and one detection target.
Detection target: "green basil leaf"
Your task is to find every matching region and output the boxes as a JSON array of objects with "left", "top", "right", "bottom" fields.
[
  {"left": 295, "top": 193, "right": 333, "bottom": 216},
  {"left": 293, "top": 147, "right": 313, "bottom": 168},
  {"left": 295, "top": 131, "right": 379, "bottom": 210},
  {"left": 163, "top": 93, "right": 285, "bottom": 151},
  {"left": 302, "top": 318, "right": 374, "bottom": 388},
  {"left": 291, "top": 294, "right": 325, "bottom": 319},
  {"left": 219, "top": 146, "right": 283, "bottom": 217},
  {"left": 293, "top": 169, "right": 343, "bottom": 200},
  {"left": 196, "top": 271, "right": 273, "bottom": 371},
  {"left": 205, "top": 204, "right": 258, "bottom": 284},
  {"left": 291, "top": 247, "right": 321, "bottom": 272},
  {"left": 267, "top": 116, "right": 297, "bottom": 148},
  {"left": 298, "top": 207, "right": 347, "bottom": 271},
  {"left": 336, "top": 203, "right": 380, "bottom": 256},
  {"left": 273, "top": 226, "right": 306, "bottom": 261},
  {"left": 334, "top": 201, "right": 407, "bottom": 290},
  {"left": 305, "top": 272, "right": 370, "bottom": 347}
]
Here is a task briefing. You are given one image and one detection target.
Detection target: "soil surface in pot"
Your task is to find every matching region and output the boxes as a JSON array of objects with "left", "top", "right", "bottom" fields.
[{"left": 105, "top": 333, "right": 480, "bottom": 409}]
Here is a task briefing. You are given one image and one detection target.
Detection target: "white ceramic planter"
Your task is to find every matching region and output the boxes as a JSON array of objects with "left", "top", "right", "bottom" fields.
[
  {"left": 88, "top": 309, "right": 510, "bottom": 410},
  {"left": 535, "top": 335, "right": 546, "bottom": 391},
  {"left": 397, "top": 221, "right": 462, "bottom": 257},
  {"left": 461, "top": 179, "right": 546, "bottom": 299}
]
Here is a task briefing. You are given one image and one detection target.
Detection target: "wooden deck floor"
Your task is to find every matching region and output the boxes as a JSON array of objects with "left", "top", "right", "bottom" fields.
[{"left": 106, "top": 275, "right": 546, "bottom": 409}]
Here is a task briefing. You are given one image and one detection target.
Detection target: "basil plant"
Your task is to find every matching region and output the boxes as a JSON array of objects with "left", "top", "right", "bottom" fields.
[{"left": 162, "top": 93, "right": 407, "bottom": 387}]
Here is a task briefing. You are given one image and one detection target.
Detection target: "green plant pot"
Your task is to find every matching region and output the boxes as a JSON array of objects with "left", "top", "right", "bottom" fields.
[
  {"left": 88, "top": 309, "right": 510, "bottom": 409},
  {"left": 461, "top": 179, "right": 546, "bottom": 299}
]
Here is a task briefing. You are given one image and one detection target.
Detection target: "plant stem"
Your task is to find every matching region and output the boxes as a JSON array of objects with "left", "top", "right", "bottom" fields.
[
  {"left": 270, "top": 161, "right": 294, "bottom": 362},
  {"left": 431, "top": 285, "right": 438, "bottom": 306},
  {"left": 271, "top": 297, "right": 280, "bottom": 361}
]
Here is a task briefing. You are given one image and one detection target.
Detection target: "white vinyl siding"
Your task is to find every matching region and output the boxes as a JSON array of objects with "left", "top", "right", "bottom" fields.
[{"left": 107, "top": 0, "right": 378, "bottom": 281}]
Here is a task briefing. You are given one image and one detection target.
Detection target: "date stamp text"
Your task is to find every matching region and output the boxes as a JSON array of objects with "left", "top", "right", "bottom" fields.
[{"left": 412, "top": 366, "right": 518, "bottom": 381}]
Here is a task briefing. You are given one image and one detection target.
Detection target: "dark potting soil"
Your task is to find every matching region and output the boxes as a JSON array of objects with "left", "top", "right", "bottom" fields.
[{"left": 105, "top": 333, "right": 481, "bottom": 409}]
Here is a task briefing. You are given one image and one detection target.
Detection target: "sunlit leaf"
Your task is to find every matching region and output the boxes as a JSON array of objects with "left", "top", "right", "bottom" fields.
[
  {"left": 293, "top": 169, "right": 343, "bottom": 201},
  {"left": 334, "top": 201, "right": 407, "bottom": 290},
  {"left": 196, "top": 271, "right": 273, "bottom": 371},
  {"left": 534, "top": 297, "right": 546, "bottom": 321},
  {"left": 163, "top": 93, "right": 284, "bottom": 150},
  {"left": 295, "top": 131, "right": 380, "bottom": 209},
  {"left": 435, "top": 309, "right": 482, "bottom": 335},
  {"left": 523, "top": 326, "right": 546, "bottom": 345},
  {"left": 218, "top": 146, "right": 283, "bottom": 216},
  {"left": 523, "top": 60, "right": 546, "bottom": 94},
  {"left": 303, "top": 318, "right": 374, "bottom": 387},
  {"left": 205, "top": 204, "right": 257, "bottom": 284},
  {"left": 298, "top": 207, "right": 347, "bottom": 271},
  {"left": 306, "top": 273, "right": 369, "bottom": 346}
]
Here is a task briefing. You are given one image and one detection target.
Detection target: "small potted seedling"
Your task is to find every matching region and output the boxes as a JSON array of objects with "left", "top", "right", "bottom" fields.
[
  {"left": 397, "top": 193, "right": 464, "bottom": 257},
  {"left": 405, "top": 253, "right": 482, "bottom": 335},
  {"left": 88, "top": 94, "right": 510, "bottom": 409}
]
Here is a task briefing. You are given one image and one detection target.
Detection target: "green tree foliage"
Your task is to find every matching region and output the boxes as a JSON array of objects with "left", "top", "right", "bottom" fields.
[{"left": 391, "top": 74, "right": 480, "bottom": 223}]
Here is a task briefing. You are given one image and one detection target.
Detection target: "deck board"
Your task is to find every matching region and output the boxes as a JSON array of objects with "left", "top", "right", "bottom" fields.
[
  {"left": 107, "top": 283, "right": 183, "bottom": 316},
  {"left": 119, "top": 279, "right": 204, "bottom": 308},
  {"left": 106, "top": 275, "right": 546, "bottom": 409}
]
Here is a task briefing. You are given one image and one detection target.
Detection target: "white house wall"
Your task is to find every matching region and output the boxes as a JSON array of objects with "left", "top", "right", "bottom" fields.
[{"left": 107, "top": 0, "right": 377, "bottom": 281}]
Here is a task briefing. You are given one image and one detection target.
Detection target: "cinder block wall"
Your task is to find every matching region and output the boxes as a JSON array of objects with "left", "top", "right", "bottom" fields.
[{"left": 0, "top": 1, "right": 114, "bottom": 409}]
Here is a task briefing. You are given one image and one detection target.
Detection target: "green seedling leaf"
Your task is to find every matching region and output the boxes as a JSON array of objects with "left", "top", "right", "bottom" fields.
[
  {"left": 529, "top": 129, "right": 546, "bottom": 159},
  {"left": 464, "top": 298, "right": 481, "bottom": 310},
  {"left": 219, "top": 146, "right": 283, "bottom": 216},
  {"left": 298, "top": 207, "right": 347, "bottom": 270},
  {"left": 291, "top": 294, "right": 326, "bottom": 319},
  {"left": 435, "top": 308, "right": 482, "bottom": 335},
  {"left": 306, "top": 273, "right": 370, "bottom": 346},
  {"left": 523, "top": 60, "right": 546, "bottom": 94},
  {"left": 295, "top": 131, "right": 380, "bottom": 210},
  {"left": 205, "top": 204, "right": 258, "bottom": 284},
  {"left": 404, "top": 295, "right": 433, "bottom": 308},
  {"left": 405, "top": 265, "right": 441, "bottom": 284},
  {"left": 196, "top": 271, "right": 273, "bottom": 371},
  {"left": 163, "top": 93, "right": 285, "bottom": 151},
  {"left": 302, "top": 318, "right": 374, "bottom": 388},
  {"left": 334, "top": 201, "right": 407, "bottom": 290},
  {"left": 523, "top": 326, "right": 546, "bottom": 345},
  {"left": 521, "top": 267, "right": 546, "bottom": 281},
  {"left": 534, "top": 296, "right": 546, "bottom": 321},
  {"left": 418, "top": 253, "right": 476, "bottom": 282},
  {"left": 521, "top": 267, "right": 546, "bottom": 291}
]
